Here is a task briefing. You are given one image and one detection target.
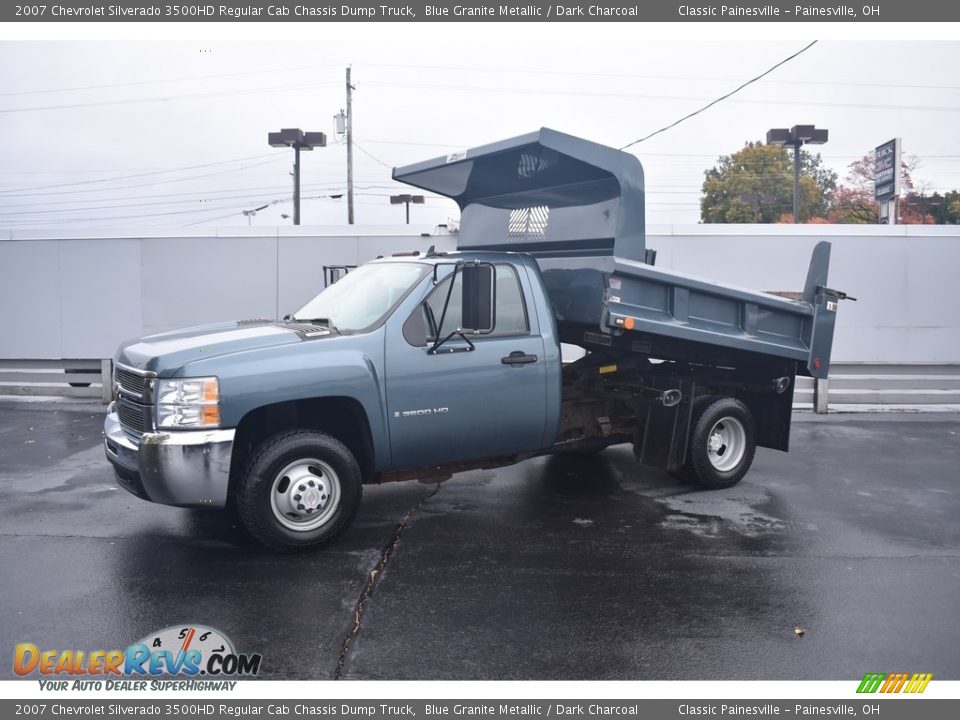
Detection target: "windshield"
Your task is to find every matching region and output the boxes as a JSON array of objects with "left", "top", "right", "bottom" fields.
[{"left": 293, "top": 262, "right": 429, "bottom": 332}]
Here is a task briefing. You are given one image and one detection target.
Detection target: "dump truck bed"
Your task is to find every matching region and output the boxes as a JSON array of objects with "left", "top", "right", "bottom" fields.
[
  {"left": 539, "top": 245, "right": 836, "bottom": 378},
  {"left": 393, "top": 128, "right": 839, "bottom": 379},
  {"left": 606, "top": 258, "right": 819, "bottom": 364}
]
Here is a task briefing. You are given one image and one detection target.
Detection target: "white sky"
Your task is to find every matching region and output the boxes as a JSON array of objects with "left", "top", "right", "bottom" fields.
[{"left": 1, "top": 26, "right": 959, "bottom": 230}]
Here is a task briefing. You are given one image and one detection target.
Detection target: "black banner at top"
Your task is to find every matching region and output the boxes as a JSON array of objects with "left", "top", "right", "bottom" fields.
[{"left": 4, "top": 1, "right": 960, "bottom": 23}]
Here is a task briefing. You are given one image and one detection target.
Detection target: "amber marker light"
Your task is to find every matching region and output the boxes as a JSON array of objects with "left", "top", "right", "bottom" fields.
[
  {"left": 202, "top": 406, "right": 221, "bottom": 426},
  {"left": 202, "top": 379, "right": 219, "bottom": 403}
]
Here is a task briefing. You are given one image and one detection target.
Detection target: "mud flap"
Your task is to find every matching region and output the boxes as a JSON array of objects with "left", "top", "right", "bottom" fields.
[{"left": 634, "top": 380, "right": 695, "bottom": 472}]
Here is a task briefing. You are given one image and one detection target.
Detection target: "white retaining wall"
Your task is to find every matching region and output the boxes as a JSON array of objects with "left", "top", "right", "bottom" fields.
[{"left": 0, "top": 223, "right": 957, "bottom": 364}]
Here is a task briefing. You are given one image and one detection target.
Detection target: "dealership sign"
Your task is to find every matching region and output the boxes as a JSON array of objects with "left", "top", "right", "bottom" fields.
[{"left": 874, "top": 138, "right": 901, "bottom": 202}]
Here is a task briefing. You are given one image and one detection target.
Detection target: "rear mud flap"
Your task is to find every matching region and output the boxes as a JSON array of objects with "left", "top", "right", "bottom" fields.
[{"left": 634, "top": 380, "right": 695, "bottom": 472}]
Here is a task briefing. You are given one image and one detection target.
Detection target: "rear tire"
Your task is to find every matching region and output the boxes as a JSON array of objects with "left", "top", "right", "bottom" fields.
[
  {"left": 683, "top": 397, "right": 756, "bottom": 490},
  {"left": 237, "top": 430, "right": 362, "bottom": 552}
]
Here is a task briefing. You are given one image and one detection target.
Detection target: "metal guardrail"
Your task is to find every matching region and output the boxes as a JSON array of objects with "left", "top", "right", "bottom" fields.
[
  {"left": 794, "top": 364, "right": 960, "bottom": 411},
  {"left": 0, "top": 359, "right": 112, "bottom": 403},
  {"left": 0, "top": 360, "right": 957, "bottom": 411}
]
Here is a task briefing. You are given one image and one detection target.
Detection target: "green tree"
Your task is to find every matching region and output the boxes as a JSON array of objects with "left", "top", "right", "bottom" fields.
[
  {"left": 700, "top": 141, "right": 837, "bottom": 223},
  {"left": 899, "top": 189, "right": 960, "bottom": 225},
  {"left": 946, "top": 192, "right": 960, "bottom": 224}
]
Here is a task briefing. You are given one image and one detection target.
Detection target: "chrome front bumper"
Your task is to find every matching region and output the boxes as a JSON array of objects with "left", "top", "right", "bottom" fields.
[{"left": 103, "top": 403, "right": 235, "bottom": 508}]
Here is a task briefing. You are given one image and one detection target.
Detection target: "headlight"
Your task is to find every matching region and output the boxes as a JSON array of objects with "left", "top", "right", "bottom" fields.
[{"left": 155, "top": 377, "right": 221, "bottom": 429}]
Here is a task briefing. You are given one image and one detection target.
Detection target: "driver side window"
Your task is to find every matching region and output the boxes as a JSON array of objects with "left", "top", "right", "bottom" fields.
[{"left": 409, "top": 265, "right": 529, "bottom": 345}]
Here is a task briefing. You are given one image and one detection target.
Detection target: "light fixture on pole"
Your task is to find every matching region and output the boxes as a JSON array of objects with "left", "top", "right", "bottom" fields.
[
  {"left": 390, "top": 194, "right": 425, "bottom": 224},
  {"left": 242, "top": 204, "right": 268, "bottom": 226},
  {"left": 766, "top": 125, "right": 828, "bottom": 223},
  {"left": 268, "top": 128, "right": 327, "bottom": 225}
]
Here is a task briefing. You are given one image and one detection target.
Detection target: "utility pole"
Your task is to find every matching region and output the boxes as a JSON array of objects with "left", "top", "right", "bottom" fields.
[{"left": 346, "top": 65, "right": 355, "bottom": 225}]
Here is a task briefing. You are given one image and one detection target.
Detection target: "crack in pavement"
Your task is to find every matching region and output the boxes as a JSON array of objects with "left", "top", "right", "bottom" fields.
[{"left": 334, "top": 483, "right": 442, "bottom": 680}]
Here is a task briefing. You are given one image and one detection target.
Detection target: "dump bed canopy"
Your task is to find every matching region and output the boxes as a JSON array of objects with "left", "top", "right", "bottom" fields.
[{"left": 392, "top": 128, "right": 646, "bottom": 264}]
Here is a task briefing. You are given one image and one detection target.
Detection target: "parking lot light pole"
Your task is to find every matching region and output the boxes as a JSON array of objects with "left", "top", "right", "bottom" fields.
[
  {"left": 390, "top": 194, "right": 424, "bottom": 224},
  {"left": 242, "top": 204, "right": 268, "bottom": 226},
  {"left": 268, "top": 129, "right": 327, "bottom": 225},
  {"left": 766, "top": 125, "right": 828, "bottom": 223}
]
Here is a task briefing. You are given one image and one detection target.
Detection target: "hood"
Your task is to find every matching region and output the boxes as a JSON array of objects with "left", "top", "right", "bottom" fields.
[{"left": 116, "top": 320, "right": 332, "bottom": 375}]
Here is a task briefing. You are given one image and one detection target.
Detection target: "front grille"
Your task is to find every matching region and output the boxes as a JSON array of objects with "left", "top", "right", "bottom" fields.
[
  {"left": 117, "top": 397, "right": 150, "bottom": 435},
  {"left": 115, "top": 365, "right": 148, "bottom": 398}
]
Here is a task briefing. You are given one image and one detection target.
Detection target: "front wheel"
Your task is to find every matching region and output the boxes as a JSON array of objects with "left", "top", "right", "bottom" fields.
[
  {"left": 684, "top": 397, "right": 756, "bottom": 490},
  {"left": 237, "top": 430, "right": 362, "bottom": 552}
]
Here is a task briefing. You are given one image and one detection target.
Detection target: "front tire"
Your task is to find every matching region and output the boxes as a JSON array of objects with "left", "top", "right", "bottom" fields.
[
  {"left": 684, "top": 397, "right": 756, "bottom": 489},
  {"left": 237, "top": 430, "right": 362, "bottom": 552}
]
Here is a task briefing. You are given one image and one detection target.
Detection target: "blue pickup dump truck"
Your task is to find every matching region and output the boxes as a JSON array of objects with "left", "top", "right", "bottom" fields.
[{"left": 104, "top": 129, "right": 847, "bottom": 551}]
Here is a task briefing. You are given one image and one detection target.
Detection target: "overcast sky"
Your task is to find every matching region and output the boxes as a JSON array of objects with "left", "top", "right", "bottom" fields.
[{"left": 1, "top": 32, "right": 958, "bottom": 230}]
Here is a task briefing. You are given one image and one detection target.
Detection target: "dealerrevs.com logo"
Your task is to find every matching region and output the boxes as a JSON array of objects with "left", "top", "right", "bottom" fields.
[{"left": 14, "top": 625, "right": 262, "bottom": 685}]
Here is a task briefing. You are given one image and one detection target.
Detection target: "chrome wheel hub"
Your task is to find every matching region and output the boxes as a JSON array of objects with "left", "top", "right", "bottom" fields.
[
  {"left": 270, "top": 458, "right": 341, "bottom": 532},
  {"left": 706, "top": 416, "right": 746, "bottom": 473}
]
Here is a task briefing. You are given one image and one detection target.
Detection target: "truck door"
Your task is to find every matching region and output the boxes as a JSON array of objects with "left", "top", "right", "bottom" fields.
[{"left": 385, "top": 264, "right": 548, "bottom": 470}]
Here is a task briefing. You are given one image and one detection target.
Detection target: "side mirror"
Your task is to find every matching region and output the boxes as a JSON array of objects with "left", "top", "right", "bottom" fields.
[{"left": 460, "top": 263, "right": 495, "bottom": 333}]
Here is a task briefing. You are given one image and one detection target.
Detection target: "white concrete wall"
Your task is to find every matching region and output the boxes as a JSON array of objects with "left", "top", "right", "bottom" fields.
[
  {"left": 1, "top": 223, "right": 957, "bottom": 363},
  {"left": 645, "top": 224, "right": 960, "bottom": 364},
  {"left": 0, "top": 225, "right": 456, "bottom": 359}
]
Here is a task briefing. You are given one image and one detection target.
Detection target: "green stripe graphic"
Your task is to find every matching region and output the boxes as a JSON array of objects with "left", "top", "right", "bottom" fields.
[{"left": 857, "top": 673, "right": 886, "bottom": 693}]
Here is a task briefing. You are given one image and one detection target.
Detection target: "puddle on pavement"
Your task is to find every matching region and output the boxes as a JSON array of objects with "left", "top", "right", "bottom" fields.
[{"left": 654, "top": 486, "right": 788, "bottom": 538}]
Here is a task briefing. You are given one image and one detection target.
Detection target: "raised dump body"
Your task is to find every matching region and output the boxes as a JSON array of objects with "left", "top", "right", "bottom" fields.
[{"left": 393, "top": 127, "right": 840, "bottom": 379}]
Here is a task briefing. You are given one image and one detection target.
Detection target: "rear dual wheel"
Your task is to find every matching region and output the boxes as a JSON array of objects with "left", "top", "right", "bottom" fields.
[{"left": 673, "top": 397, "right": 756, "bottom": 490}]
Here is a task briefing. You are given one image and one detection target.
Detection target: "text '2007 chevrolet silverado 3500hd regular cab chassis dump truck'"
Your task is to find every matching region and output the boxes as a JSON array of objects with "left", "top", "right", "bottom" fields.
[{"left": 104, "top": 129, "right": 848, "bottom": 551}]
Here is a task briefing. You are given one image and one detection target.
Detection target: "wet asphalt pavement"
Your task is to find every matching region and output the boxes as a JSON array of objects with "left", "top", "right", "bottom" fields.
[{"left": 0, "top": 401, "right": 958, "bottom": 680}]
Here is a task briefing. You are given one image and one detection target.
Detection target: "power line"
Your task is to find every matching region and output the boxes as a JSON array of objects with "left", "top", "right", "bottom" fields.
[
  {"left": 0, "top": 187, "right": 451, "bottom": 226},
  {"left": 0, "top": 62, "right": 345, "bottom": 98},
  {"left": 365, "top": 77, "right": 960, "bottom": 113},
  {"left": 0, "top": 149, "right": 396, "bottom": 179},
  {"left": 0, "top": 82, "right": 339, "bottom": 114},
  {"left": 0, "top": 158, "right": 287, "bottom": 199},
  {"left": 360, "top": 69, "right": 960, "bottom": 116},
  {"left": 357, "top": 61, "right": 960, "bottom": 93},
  {"left": 620, "top": 41, "right": 819, "bottom": 150},
  {"left": 0, "top": 202, "right": 245, "bottom": 227},
  {"left": 351, "top": 140, "right": 392, "bottom": 168},
  {"left": 0, "top": 153, "right": 279, "bottom": 195},
  {"left": 0, "top": 179, "right": 437, "bottom": 211},
  {"left": 358, "top": 138, "right": 960, "bottom": 163},
  {"left": 0, "top": 183, "right": 448, "bottom": 218},
  {"left": 5, "top": 56, "right": 955, "bottom": 101},
  {"left": 182, "top": 210, "right": 249, "bottom": 227}
]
